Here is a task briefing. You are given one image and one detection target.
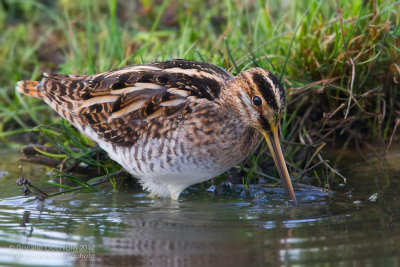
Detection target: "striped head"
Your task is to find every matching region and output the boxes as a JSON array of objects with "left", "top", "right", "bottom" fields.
[
  {"left": 221, "top": 68, "right": 296, "bottom": 203},
  {"left": 222, "top": 68, "right": 286, "bottom": 134}
]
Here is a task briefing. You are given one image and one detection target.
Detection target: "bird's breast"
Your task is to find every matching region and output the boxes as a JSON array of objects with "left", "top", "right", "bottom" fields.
[{"left": 79, "top": 110, "right": 262, "bottom": 186}]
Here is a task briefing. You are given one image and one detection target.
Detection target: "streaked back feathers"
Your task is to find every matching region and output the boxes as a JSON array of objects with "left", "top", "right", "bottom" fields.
[{"left": 16, "top": 59, "right": 286, "bottom": 143}]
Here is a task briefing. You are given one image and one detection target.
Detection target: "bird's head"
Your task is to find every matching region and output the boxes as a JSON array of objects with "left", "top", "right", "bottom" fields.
[{"left": 221, "top": 68, "right": 296, "bottom": 204}]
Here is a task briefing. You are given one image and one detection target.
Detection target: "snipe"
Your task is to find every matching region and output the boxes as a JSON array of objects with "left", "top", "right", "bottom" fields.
[{"left": 17, "top": 60, "right": 296, "bottom": 203}]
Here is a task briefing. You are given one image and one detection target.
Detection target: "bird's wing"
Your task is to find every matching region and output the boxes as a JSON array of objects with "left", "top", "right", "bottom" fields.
[{"left": 37, "top": 60, "right": 233, "bottom": 146}]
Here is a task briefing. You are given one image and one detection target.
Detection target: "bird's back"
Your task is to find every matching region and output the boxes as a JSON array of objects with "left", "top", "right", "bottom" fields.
[
  {"left": 16, "top": 60, "right": 233, "bottom": 145},
  {"left": 16, "top": 60, "right": 263, "bottom": 199}
]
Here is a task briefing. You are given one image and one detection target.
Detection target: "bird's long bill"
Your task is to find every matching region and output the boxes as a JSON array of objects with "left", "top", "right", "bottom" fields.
[{"left": 264, "top": 126, "right": 297, "bottom": 204}]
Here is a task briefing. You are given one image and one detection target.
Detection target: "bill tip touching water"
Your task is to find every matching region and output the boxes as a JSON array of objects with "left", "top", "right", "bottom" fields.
[{"left": 16, "top": 59, "right": 297, "bottom": 203}]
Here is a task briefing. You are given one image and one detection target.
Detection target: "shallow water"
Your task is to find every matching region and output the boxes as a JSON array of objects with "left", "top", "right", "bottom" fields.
[{"left": 0, "top": 148, "right": 399, "bottom": 266}]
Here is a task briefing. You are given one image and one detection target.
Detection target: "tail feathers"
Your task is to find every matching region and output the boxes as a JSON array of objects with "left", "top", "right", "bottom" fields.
[{"left": 16, "top": 80, "right": 42, "bottom": 98}]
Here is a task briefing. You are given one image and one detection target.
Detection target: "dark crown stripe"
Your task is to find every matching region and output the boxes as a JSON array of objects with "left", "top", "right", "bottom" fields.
[
  {"left": 268, "top": 73, "right": 286, "bottom": 106},
  {"left": 252, "top": 73, "right": 279, "bottom": 111}
]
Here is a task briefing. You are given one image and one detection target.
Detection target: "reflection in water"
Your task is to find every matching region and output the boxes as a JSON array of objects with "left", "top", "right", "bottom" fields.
[{"left": 0, "top": 149, "right": 399, "bottom": 266}]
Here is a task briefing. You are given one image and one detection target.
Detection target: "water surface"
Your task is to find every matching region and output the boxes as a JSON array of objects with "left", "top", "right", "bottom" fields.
[{"left": 0, "top": 148, "right": 399, "bottom": 266}]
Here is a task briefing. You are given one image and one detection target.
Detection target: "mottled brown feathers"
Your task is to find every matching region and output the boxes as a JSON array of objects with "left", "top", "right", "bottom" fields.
[
  {"left": 16, "top": 60, "right": 234, "bottom": 146},
  {"left": 16, "top": 60, "right": 291, "bottom": 200},
  {"left": 16, "top": 60, "right": 286, "bottom": 148}
]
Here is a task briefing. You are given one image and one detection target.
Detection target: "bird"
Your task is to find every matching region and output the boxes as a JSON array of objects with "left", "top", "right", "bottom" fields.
[{"left": 16, "top": 59, "right": 296, "bottom": 203}]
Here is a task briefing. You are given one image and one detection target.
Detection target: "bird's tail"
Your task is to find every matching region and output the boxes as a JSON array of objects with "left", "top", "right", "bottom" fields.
[{"left": 15, "top": 80, "right": 42, "bottom": 98}]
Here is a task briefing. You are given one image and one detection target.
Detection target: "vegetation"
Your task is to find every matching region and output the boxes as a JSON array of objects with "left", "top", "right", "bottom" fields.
[{"left": 0, "top": 0, "right": 399, "bottom": 196}]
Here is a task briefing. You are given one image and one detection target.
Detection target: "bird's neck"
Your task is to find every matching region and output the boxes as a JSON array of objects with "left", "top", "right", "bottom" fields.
[{"left": 216, "top": 107, "right": 263, "bottom": 157}]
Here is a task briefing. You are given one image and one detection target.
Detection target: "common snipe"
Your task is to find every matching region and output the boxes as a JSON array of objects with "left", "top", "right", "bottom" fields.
[{"left": 16, "top": 60, "right": 296, "bottom": 203}]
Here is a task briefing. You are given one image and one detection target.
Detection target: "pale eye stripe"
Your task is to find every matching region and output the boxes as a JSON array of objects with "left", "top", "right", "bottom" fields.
[
  {"left": 159, "top": 98, "right": 187, "bottom": 106},
  {"left": 264, "top": 76, "right": 280, "bottom": 105},
  {"left": 264, "top": 76, "right": 276, "bottom": 92},
  {"left": 240, "top": 91, "right": 252, "bottom": 106},
  {"left": 111, "top": 99, "right": 146, "bottom": 119},
  {"left": 80, "top": 95, "right": 120, "bottom": 108},
  {"left": 110, "top": 83, "right": 165, "bottom": 94}
]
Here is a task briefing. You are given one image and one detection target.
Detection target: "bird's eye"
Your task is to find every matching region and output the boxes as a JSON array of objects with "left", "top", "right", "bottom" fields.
[{"left": 252, "top": 96, "right": 262, "bottom": 107}]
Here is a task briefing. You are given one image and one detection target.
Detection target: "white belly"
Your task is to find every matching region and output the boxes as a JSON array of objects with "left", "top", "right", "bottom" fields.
[{"left": 80, "top": 124, "right": 261, "bottom": 200}]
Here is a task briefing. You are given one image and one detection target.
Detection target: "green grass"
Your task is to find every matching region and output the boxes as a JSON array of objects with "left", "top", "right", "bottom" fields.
[{"left": 0, "top": 0, "right": 399, "bottom": 192}]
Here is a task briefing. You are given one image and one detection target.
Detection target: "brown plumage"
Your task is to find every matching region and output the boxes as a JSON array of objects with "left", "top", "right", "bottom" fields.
[{"left": 16, "top": 59, "right": 296, "bottom": 203}]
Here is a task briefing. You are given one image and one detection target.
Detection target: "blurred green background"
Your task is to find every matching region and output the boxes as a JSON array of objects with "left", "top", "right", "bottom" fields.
[{"left": 1, "top": 0, "right": 398, "bottom": 143}]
